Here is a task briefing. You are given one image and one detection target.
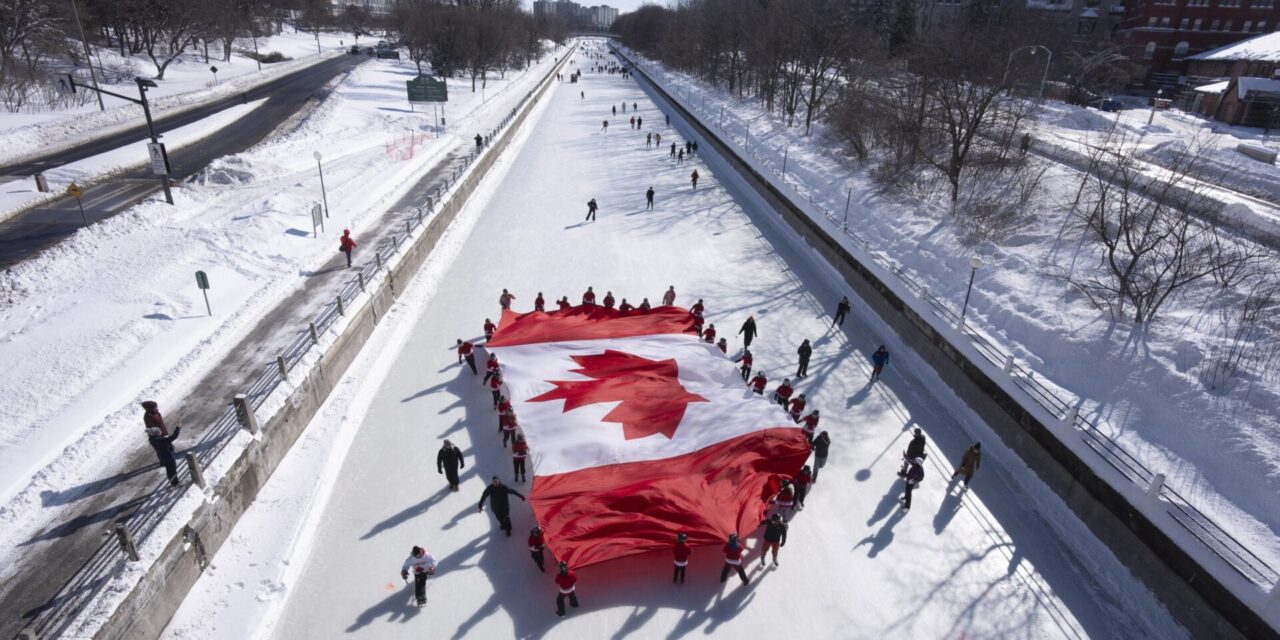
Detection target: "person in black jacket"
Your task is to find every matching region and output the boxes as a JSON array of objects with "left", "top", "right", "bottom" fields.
[
  {"left": 796, "top": 339, "right": 812, "bottom": 378},
  {"left": 478, "top": 476, "right": 526, "bottom": 536},
  {"left": 759, "top": 513, "right": 788, "bottom": 566},
  {"left": 833, "top": 296, "right": 850, "bottom": 327},
  {"left": 738, "top": 316, "right": 758, "bottom": 348},
  {"left": 899, "top": 428, "right": 927, "bottom": 478},
  {"left": 437, "top": 440, "right": 465, "bottom": 491},
  {"left": 811, "top": 431, "right": 831, "bottom": 483},
  {"left": 142, "top": 401, "right": 182, "bottom": 487}
]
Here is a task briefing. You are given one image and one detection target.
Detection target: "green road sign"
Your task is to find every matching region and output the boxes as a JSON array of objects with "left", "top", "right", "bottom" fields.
[
  {"left": 407, "top": 75, "right": 448, "bottom": 103},
  {"left": 195, "top": 270, "right": 210, "bottom": 290}
]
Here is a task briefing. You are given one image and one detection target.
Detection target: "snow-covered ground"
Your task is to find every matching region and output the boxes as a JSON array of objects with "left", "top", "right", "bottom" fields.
[
  {"left": 0, "top": 46, "right": 562, "bottom": 578},
  {"left": 0, "top": 30, "right": 359, "bottom": 166},
  {"left": 163, "top": 42, "right": 1183, "bottom": 640},
  {"left": 620, "top": 52, "right": 1280, "bottom": 602}
]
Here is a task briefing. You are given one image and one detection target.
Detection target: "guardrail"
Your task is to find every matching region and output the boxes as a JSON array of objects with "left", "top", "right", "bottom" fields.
[
  {"left": 612, "top": 45, "right": 1279, "bottom": 595},
  {"left": 15, "top": 45, "right": 574, "bottom": 640}
]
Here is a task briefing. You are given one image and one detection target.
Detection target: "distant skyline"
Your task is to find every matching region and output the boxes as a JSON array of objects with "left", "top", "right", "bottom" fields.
[{"left": 523, "top": 0, "right": 660, "bottom": 16}]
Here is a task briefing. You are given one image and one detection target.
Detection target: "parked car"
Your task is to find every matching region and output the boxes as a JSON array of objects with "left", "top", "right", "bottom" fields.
[
  {"left": 376, "top": 48, "right": 400, "bottom": 60},
  {"left": 366, "top": 47, "right": 375, "bottom": 55},
  {"left": 1088, "top": 97, "right": 1123, "bottom": 112},
  {"left": 349, "top": 45, "right": 361, "bottom": 55}
]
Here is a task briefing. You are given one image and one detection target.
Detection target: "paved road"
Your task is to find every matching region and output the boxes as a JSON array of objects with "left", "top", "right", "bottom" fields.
[
  {"left": 0, "top": 143, "right": 468, "bottom": 639},
  {"left": 0, "top": 54, "right": 365, "bottom": 269}
]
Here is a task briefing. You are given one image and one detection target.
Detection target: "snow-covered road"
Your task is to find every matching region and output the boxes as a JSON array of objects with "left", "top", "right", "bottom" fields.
[{"left": 166, "top": 42, "right": 1183, "bottom": 639}]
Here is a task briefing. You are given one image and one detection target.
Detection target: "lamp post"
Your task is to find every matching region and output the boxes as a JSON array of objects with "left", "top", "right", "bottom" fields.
[
  {"left": 314, "top": 151, "right": 330, "bottom": 219},
  {"left": 1002, "top": 45, "right": 1052, "bottom": 100},
  {"left": 1147, "top": 88, "right": 1164, "bottom": 126},
  {"left": 960, "top": 256, "right": 983, "bottom": 329}
]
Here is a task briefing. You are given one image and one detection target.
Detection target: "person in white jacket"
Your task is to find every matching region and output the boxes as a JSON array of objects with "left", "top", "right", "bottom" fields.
[{"left": 400, "top": 546, "right": 437, "bottom": 606}]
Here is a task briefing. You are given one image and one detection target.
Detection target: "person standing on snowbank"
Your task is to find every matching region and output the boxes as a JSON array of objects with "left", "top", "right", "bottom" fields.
[
  {"left": 478, "top": 476, "right": 526, "bottom": 536},
  {"left": 719, "top": 534, "right": 749, "bottom": 585},
  {"left": 437, "top": 440, "right": 465, "bottom": 491},
  {"left": 662, "top": 285, "right": 676, "bottom": 306},
  {"left": 750, "top": 370, "right": 768, "bottom": 395},
  {"left": 736, "top": 349, "right": 753, "bottom": 381},
  {"left": 646, "top": 186, "right": 655, "bottom": 209},
  {"left": 142, "top": 401, "right": 182, "bottom": 487},
  {"left": 499, "top": 289, "right": 516, "bottom": 310},
  {"left": 400, "top": 546, "right": 437, "bottom": 607},
  {"left": 738, "top": 315, "right": 758, "bottom": 348},
  {"left": 555, "top": 562, "right": 580, "bottom": 617},
  {"left": 339, "top": 229, "right": 357, "bottom": 268},
  {"left": 586, "top": 198, "right": 598, "bottom": 221}
]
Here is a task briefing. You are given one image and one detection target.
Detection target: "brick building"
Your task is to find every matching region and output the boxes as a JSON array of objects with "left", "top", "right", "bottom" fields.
[
  {"left": 1186, "top": 31, "right": 1280, "bottom": 125},
  {"left": 1114, "top": 0, "right": 1280, "bottom": 89}
]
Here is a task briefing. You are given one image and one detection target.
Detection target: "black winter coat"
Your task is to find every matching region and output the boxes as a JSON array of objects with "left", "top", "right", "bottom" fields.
[
  {"left": 738, "top": 318, "right": 758, "bottom": 339},
  {"left": 761, "top": 520, "right": 788, "bottom": 544},
  {"left": 812, "top": 433, "right": 831, "bottom": 458},
  {"left": 479, "top": 483, "right": 526, "bottom": 516},
  {"left": 906, "top": 434, "right": 927, "bottom": 460},
  {"left": 437, "top": 446, "right": 465, "bottom": 473}
]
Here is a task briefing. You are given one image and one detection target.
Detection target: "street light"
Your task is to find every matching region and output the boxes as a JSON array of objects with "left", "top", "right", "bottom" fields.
[
  {"left": 314, "top": 151, "right": 330, "bottom": 219},
  {"left": 1002, "top": 45, "right": 1052, "bottom": 101},
  {"left": 959, "top": 256, "right": 983, "bottom": 329}
]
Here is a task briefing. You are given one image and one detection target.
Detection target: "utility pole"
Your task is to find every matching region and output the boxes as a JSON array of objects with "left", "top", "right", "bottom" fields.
[
  {"left": 64, "top": 74, "right": 173, "bottom": 204},
  {"left": 68, "top": 0, "right": 105, "bottom": 111}
]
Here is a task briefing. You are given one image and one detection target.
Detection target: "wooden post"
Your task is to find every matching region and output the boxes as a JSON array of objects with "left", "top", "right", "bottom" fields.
[
  {"left": 114, "top": 523, "right": 140, "bottom": 561},
  {"left": 1063, "top": 405, "right": 1079, "bottom": 428},
  {"left": 309, "top": 322, "right": 320, "bottom": 344},
  {"left": 1003, "top": 354, "right": 1015, "bottom": 374},
  {"left": 1145, "top": 473, "right": 1165, "bottom": 500},
  {"left": 233, "top": 393, "right": 259, "bottom": 434},
  {"left": 276, "top": 355, "right": 288, "bottom": 381},
  {"left": 357, "top": 272, "right": 365, "bottom": 291},
  {"left": 185, "top": 453, "right": 206, "bottom": 489},
  {"left": 336, "top": 295, "right": 345, "bottom": 316}
]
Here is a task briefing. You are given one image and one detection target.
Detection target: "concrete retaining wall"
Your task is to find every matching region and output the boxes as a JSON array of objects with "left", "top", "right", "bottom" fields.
[
  {"left": 614, "top": 46, "right": 1276, "bottom": 640},
  {"left": 90, "top": 46, "right": 577, "bottom": 640}
]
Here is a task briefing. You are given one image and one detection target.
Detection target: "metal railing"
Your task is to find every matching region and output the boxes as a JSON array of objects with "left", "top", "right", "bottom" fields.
[
  {"left": 615, "top": 46, "right": 1280, "bottom": 592},
  {"left": 17, "top": 43, "right": 577, "bottom": 640}
]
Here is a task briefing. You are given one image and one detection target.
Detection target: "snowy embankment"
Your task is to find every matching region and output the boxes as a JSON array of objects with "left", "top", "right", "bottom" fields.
[
  {"left": 0, "top": 30, "right": 358, "bottom": 168},
  {"left": 162, "top": 42, "right": 1183, "bottom": 639},
  {"left": 616, "top": 50, "right": 1280, "bottom": 605},
  {"left": 0, "top": 46, "right": 562, "bottom": 587}
]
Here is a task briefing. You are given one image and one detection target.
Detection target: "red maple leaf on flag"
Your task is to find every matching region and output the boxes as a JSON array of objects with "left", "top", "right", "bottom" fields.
[{"left": 529, "top": 350, "right": 708, "bottom": 440}]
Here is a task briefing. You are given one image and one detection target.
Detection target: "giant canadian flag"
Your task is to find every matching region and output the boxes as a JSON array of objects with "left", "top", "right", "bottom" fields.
[{"left": 485, "top": 305, "right": 810, "bottom": 567}]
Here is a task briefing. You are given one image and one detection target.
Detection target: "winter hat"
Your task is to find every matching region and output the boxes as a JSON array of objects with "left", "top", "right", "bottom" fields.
[
  {"left": 141, "top": 401, "right": 158, "bottom": 411},
  {"left": 411, "top": 546, "right": 423, "bottom": 556}
]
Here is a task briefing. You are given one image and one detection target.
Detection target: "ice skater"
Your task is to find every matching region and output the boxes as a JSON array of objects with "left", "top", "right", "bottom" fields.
[
  {"left": 339, "top": 229, "right": 357, "bottom": 268},
  {"left": 833, "top": 296, "right": 850, "bottom": 327},
  {"left": 400, "top": 546, "right": 437, "bottom": 607},
  {"left": 691, "top": 169, "right": 699, "bottom": 189},
  {"left": 951, "top": 442, "right": 982, "bottom": 490},
  {"left": 142, "top": 401, "right": 181, "bottom": 487},
  {"left": 900, "top": 457, "right": 924, "bottom": 512},
  {"left": 871, "top": 345, "right": 889, "bottom": 380}
]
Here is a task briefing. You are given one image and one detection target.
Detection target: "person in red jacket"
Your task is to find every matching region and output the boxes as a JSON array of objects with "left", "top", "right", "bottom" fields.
[
  {"left": 488, "top": 373, "right": 503, "bottom": 408},
  {"left": 638, "top": 298, "right": 651, "bottom": 312},
  {"left": 773, "top": 378, "right": 794, "bottom": 408},
  {"left": 801, "top": 410, "right": 820, "bottom": 443},
  {"left": 618, "top": 298, "right": 634, "bottom": 312},
  {"left": 690, "top": 299, "right": 704, "bottom": 316},
  {"left": 719, "top": 534, "right": 749, "bottom": 585},
  {"left": 672, "top": 532, "right": 691, "bottom": 584},
  {"left": 717, "top": 337, "right": 727, "bottom": 353},
  {"left": 691, "top": 311, "right": 704, "bottom": 336},
  {"left": 602, "top": 291, "right": 616, "bottom": 308},
  {"left": 582, "top": 287, "right": 597, "bottom": 306},
  {"left": 788, "top": 394, "right": 807, "bottom": 423},
  {"left": 456, "top": 339, "right": 477, "bottom": 375},
  {"left": 484, "top": 318, "right": 497, "bottom": 341},
  {"left": 557, "top": 296, "right": 572, "bottom": 311},
  {"left": 535, "top": 292, "right": 546, "bottom": 312},
  {"left": 702, "top": 323, "right": 716, "bottom": 344},
  {"left": 750, "top": 370, "right": 768, "bottom": 395},
  {"left": 483, "top": 353, "right": 500, "bottom": 384},
  {"left": 497, "top": 396, "right": 514, "bottom": 446},
  {"left": 555, "top": 562, "right": 580, "bottom": 617},
  {"left": 736, "top": 349, "right": 753, "bottom": 381},
  {"left": 793, "top": 465, "right": 813, "bottom": 510},
  {"left": 512, "top": 433, "right": 529, "bottom": 481},
  {"left": 528, "top": 526, "right": 547, "bottom": 572},
  {"left": 339, "top": 229, "right": 357, "bottom": 268},
  {"left": 773, "top": 479, "right": 795, "bottom": 512}
]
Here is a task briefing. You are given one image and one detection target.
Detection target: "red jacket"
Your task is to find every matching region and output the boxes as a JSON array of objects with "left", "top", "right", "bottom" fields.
[
  {"left": 802, "top": 413, "right": 819, "bottom": 433},
  {"left": 603, "top": 294, "right": 615, "bottom": 308},
  {"left": 487, "top": 357, "right": 500, "bottom": 373},
  {"left": 740, "top": 353, "right": 753, "bottom": 368},
  {"left": 794, "top": 468, "right": 813, "bottom": 489},
  {"left": 619, "top": 302, "right": 634, "bottom": 312},
  {"left": 775, "top": 384, "right": 794, "bottom": 400},
  {"left": 555, "top": 570, "right": 578, "bottom": 593},
  {"left": 484, "top": 320, "right": 497, "bottom": 337},
  {"left": 690, "top": 302, "right": 704, "bottom": 315},
  {"left": 673, "top": 542, "right": 691, "bottom": 565},
  {"left": 458, "top": 341, "right": 474, "bottom": 357},
  {"left": 529, "top": 532, "right": 545, "bottom": 551},
  {"left": 339, "top": 234, "right": 357, "bottom": 250},
  {"left": 557, "top": 299, "right": 572, "bottom": 311},
  {"left": 582, "top": 290, "right": 596, "bottom": 305},
  {"left": 751, "top": 375, "right": 767, "bottom": 392},
  {"left": 535, "top": 295, "right": 545, "bottom": 311},
  {"left": 703, "top": 327, "right": 716, "bottom": 343},
  {"left": 789, "top": 397, "right": 806, "bottom": 415},
  {"left": 488, "top": 376, "right": 502, "bottom": 391},
  {"left": 723, "top": 543, "right": 744, "bottom": 564},
  {"left": 512, "top": 440, "right": 529, "bottom": 458}
]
